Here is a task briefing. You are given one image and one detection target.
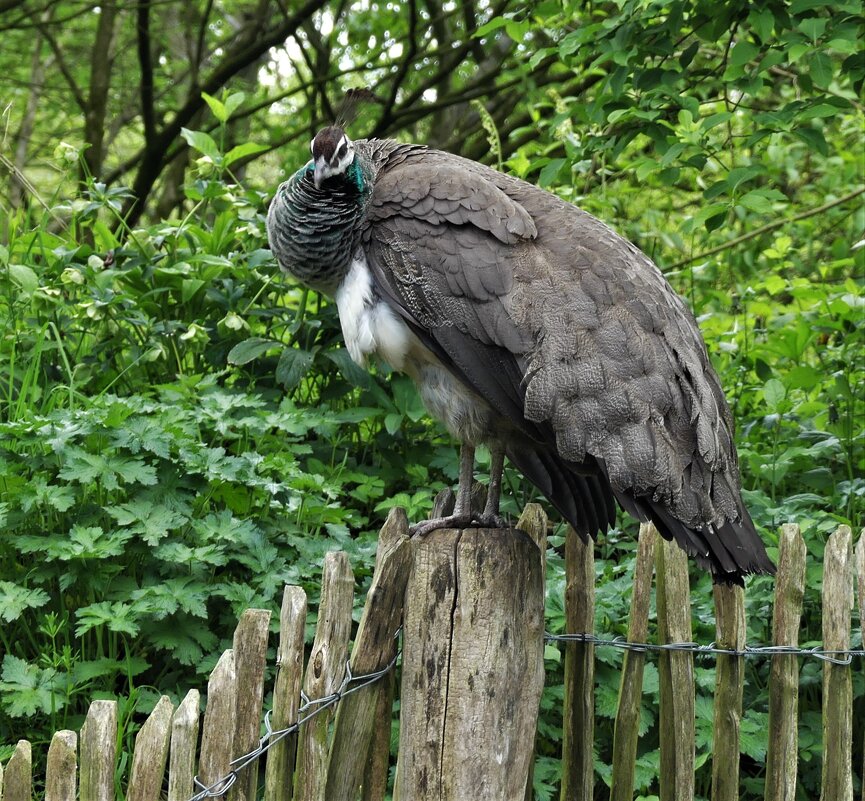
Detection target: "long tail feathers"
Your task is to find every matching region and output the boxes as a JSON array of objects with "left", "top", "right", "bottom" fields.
[{"left": 512, "top": 446, "right": 775, "bottom": 584}]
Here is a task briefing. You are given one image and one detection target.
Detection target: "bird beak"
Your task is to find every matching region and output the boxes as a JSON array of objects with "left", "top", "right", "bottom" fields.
[{"left": 313, "top": 160, "right": 325, "bottom": 190}]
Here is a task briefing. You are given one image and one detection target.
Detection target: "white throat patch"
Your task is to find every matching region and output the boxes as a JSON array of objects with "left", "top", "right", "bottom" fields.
[{"left": 335, "top": 254, "right": 412, "bottom": 371}]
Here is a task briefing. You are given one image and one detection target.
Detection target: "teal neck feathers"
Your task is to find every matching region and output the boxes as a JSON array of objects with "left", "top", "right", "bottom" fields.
[{"left": 269, "top": 154, "right": 372, "bottom": 293}]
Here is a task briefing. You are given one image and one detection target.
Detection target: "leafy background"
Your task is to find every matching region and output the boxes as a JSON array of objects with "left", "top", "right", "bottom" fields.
[{"left": 1, "top": 0, "right": 863, "bottom": 798}]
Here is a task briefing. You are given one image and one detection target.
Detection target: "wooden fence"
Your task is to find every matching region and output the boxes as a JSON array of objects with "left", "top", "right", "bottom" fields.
[{"left": 1, "top": 505, "right": 862, "bottom": 801}]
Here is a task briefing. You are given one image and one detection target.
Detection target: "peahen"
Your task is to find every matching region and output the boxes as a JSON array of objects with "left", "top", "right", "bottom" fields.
[{"left": 266, "top": 126, "right": 775, "bottom": 583}]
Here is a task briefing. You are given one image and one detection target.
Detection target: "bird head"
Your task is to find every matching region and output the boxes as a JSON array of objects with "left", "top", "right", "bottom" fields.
[{"left": 310, "top": 126, "right": 355, "bottom": 189}]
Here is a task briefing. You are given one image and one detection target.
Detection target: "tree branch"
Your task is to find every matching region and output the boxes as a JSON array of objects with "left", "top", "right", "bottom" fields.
[
  {"left": 137, "top": 0, "right": 156, "bottom": 144},
  {"left": 37, "top": 18, "right": 87, "bottom": 112},
  {"left": 120, "top": 0, "right": 329, "bottom": 227},
  {"left": 667, "top": 188, "right": 865, "bottom": 270}
]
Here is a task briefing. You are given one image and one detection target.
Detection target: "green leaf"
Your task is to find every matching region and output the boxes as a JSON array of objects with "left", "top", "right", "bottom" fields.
[
  {"left": 201, "top": 92, "right": 227, "bottom": 123},
  {"left": 223, "top": 92, "right": 245, "bottom": 120},
  {"left": 749, "top": 8, "right": 775, "bottom": 42},
  {"left": 325, "top": 348, "right": 374, "bottom": 389},
  {"left": 798, "top": 16, "right": 827, "bottom": 42},
  {"left": 227, "top": 337, "right": 281, "bottom": 365},
  {"left": 701, "top": 112, "right": 732, "bottom": 131},
  {"left": 7, "top": 263, "right": 39, "bottom": 294},
  {"left": 762, "top": 378, "right": 787, "bottom": 411},
  {"left": 793, "top": 126, "right": 829, "bottom": 156},
  {"left": 224, "top": 141, "right": 268, "bottom": 168},
  {"left": 787, "top": 365, "right": 820, "bottom": 390},
  {"left": 181, "top": 278, "right": 206, "bottom": 303},
  {"left": 738, "top": 190, "right": 775, "bottom": 214},
  {"left": 0, "top": 656, "right": 61, "bottom": 717},
  {"left": 729, "top": 41, "right": 759, "bottom": 68},
  {"left": 76, "top": 601, "right": 141, "bottom": 637},
  {"left": 539, "top": 158, "right": 565, "bottom": 187},
  {"left": 180, "top": 128, "right": 221, "bottom": 160},
  {"left": 474, "top": 16, "right": 509, "bottom": 37},
  {"left": 276, "top": 347, "right": 315, "bottom": 390},
  {"left": 384, "top": 412, "right": 403, "bottom": 435},
  {"left": 808, "top": 51, "right": 833, "bottom": 88},
  {"left": 0, "top": 582, "right": 50, "bottom": 623}
]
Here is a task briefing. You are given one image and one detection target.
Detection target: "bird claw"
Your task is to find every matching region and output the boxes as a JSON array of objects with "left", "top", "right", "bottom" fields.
[
  {"left": 473, "top": 512, "right": 510, "bottom": 529},
  {"left": 409, "top": 511, "right": 510, "bottom": 538},
  {"left": 410, "top": 513, "right": 474, "bottom": 538}
]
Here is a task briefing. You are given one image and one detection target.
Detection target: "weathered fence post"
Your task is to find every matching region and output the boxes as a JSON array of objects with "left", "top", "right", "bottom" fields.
[
  {"left": 398, "top": 522, "right": 546, "bottom": 801},
  {"left": 711, "top": 583, "right": 745, "bottom": 801},
  {"left": 229, "top": 608, "right": 272, "bottom": 801},
  {"left": 80, "top": 700, "right": 117, "bottom": 801},
  {"left": 656, "top": 535, "right": 695, "bottom": 801},
  {"left": 169, "top": 689, "right": 200, "bottom": 801},
  {"left": 264, "top": 585, "right": 307, "bottom": 801},
  {"left": 198, "top": 650, "right": 237, "bottom": 793},
  {"left": 46, "top": 730, "right": 77, "bottom": 801},
  {"left": 293, "top": 551, "right": 354, "bottom": 801},
  {"left": 856, "top": 532, "right": 865, "bottom": 801},
  {"left": 326, "top": 508, "right": 411, "bottom": 800},
  {"left": 610, "top": 522, "right": 656, "bottom": 801},
  {"left": 128, "top": 695, "right": 174, "bottom": 801},
  {"left": 820, "top": 524, "right": 853, "bottom": 801},
  {"left": 3, "top": 740, "right": 31, "bottom": 801},
  {"left": 765, "top": 523, "right": 806, "bottom": 801},
  {"left": 561, "top": 524, "right": 595, "bottom": 801}
]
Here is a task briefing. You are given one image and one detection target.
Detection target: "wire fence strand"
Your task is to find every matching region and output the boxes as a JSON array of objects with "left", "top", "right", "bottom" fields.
[
  {"left": 185, "top": 628, "right": 864, "bottom": 800},
  {"left": 187, "top": 651, "right": 399, "bottom": 801},
  {"left": 543, "top": 632, "right": 865, "bottom": 666}
]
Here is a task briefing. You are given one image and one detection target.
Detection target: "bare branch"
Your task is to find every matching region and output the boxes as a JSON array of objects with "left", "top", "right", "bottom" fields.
[
  {"left": 137, "top": 0, "right": 156, "bottom": 144},
  {"left": 668, "top": 188, "right": 865, "bottom": 269}
]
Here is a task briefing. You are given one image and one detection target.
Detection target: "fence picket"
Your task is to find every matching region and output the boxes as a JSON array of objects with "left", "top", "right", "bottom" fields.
[
  {"left": 169, "top": 689, "right": 201, "bottom": 801},
  {"left": 765, "top": 523, "right": 806, "bottom": 801},
  {"left": 263, "top": 586, "right": 308, "bottom": 801},
  {"left": 45, "top": 731, "right": 76, "bottom": 801},
  {"left": 856, "top": 533, "right": 865, "bottom": 801},
  {"left": 610, "top": 522, "right": 656, "bottom": 801},
  {"left": 711, "top": 583, "right": 746, "bottom": 801},
  {"left": 561, "top": 526, "right": 595, "bottom": 801},
  {"left": 293, "top": 551, "right": 354, "bottom": 801},
  {"left": 820, "top": 524, "right": 853, "bottom": 801},
  {"left": 4, "top": 740, "right": 31, "bottom": 801},
  {"left": 80, "top": 700, "right": 117, "bottom": 801},
  {"left": 229, "top": 608, "right": 272, "bottom": 801},
  {"left": 516, "top": 503, "right": 548, "bottom": 801},
  {"left": 199, "top": 649, "right": 237, "bottom": 792},
  {"left": 128, "top": 695, "right": 174, "bottom": 801},
  {"left": 325, "top": 508, "right": 411, "bottom": 800},
  {"left": 360, "top": 668, "right": 396, "bottom": 801},
  {"left": 656, "top": 535, "right": 695, "bottom": 801}
]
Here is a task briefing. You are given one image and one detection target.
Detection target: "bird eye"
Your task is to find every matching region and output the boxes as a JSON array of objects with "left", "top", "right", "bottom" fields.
[{"left": 337, "top": 143, "right": 348, "bottom": 160}]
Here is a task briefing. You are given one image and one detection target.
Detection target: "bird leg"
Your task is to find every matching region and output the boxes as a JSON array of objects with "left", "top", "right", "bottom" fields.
[
  {"left": 453, "top": 442, "right": 475, "bottom": 517},
  {"left": 409, "top": 443, "right": 477, "bottom": 537},
  {"left": 410, "top": 442, "right": 510, "bottom": 536},
  {"left": 477, "top": 442, "right": 508, "bottom": 527}
]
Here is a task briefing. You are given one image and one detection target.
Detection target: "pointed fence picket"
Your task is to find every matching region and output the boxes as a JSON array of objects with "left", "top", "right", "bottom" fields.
[{"left": 3, "top": 510, "right": 862, "bottom": 801}]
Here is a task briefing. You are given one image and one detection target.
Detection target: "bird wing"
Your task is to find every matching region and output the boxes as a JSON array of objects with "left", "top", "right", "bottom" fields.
[{"left": 362, "top": 150, "right": 772, "bottom": 578}]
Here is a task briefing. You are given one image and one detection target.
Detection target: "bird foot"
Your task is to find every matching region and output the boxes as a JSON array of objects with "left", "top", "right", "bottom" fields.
[
  {"left": 410, "top": 511, "right": 510, "bottom": 537},
  {"left": 410, "top": 513, "right": 475, "bottom": 538},
  {"left": 474, "top": 512, "right": 509, "bottom": 529}
]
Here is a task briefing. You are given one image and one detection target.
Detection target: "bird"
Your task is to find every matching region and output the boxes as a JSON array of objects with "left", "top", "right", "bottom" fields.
[{"left": 266, "top": 125, "right": 776, "bottom": 583}]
